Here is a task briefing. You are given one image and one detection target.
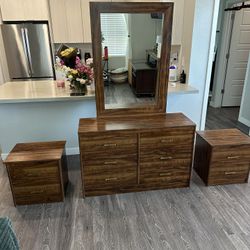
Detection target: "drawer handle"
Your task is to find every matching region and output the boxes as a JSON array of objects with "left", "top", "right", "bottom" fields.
[
  {"left": 103, "top": 143, "right": 117, "bottom": 147},
  {"left": 161, "top": 139, "right": 174, "bottom": 143},
  {"left": 104, "top": 161, "right": 117, "bottom": 165},
  {"left": 159, "top": 173, "right": 171, "bottom": 177},
  {"left": 30, "top": 190, "right": 44, "bottom": 194},
  {"left": 225, "top": 171, "right": 237, "bottom": 175},
  {"left": 105, "top": 177, "right": 118, "bottom": 182},
  {"left": 227, "top": 156, "right": 240, "bottom": 160},
  {"left": 160, "top": 156, "right": 173, "bottom": 160},
  {"left": 27, "top": 173, "right": 35, "bottom": 177}
]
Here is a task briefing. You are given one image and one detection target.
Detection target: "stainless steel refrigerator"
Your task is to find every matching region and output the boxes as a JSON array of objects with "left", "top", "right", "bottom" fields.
[{"left": 1, "top": 22, "right": 54, "bottom": 80}]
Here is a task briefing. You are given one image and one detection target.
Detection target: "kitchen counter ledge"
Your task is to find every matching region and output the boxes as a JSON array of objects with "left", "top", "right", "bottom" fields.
[
  {"left": 0, "top": 80, "right": 95, "bottom": 104},
  {"left": 0, "top": 80, "right": 198, "bottom": 104}
]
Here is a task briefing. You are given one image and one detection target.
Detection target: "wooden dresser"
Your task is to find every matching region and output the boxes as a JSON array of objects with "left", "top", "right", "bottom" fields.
[
  {"left": 194, "top": 129, "right": 250, "bottom": 186},
  {"left": 78, "top": 113, "right": 195, "bottom": 197}
]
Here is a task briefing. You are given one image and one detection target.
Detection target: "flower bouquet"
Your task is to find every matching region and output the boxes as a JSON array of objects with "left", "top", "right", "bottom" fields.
[{"left": 55, "top": 56, "right": 94, "bottom": 96}]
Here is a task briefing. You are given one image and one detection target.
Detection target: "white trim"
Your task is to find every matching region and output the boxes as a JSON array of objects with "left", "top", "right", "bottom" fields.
[
  {"left": 239, "top": 116, "right": 250, "bottom": 127},
  {"left": 65, "top": 147, "right": 79, "bottom": 156},
  {"left": 1, "top": 146, "right": 80, "bottom": 161},
  {"left": 200, "top": 0, "right": 220, "bottom": 129},
  {"left": 211, "top": 9, "right": 234, "bottom": 107},
  {"left": 211, "top": 0, "right": 246, "bottom": 108}
]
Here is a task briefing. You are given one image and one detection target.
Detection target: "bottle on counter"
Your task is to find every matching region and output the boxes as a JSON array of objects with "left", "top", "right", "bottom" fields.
[
  {"left": 169, "top": 58, "right": 178, "bottom": 82},
  {"left": 180, "top": 70, "right": 186, "bottom": 84}
]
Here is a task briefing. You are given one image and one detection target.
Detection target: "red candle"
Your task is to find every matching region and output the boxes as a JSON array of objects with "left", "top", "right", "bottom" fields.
[{"left": 104, "top": 46, "right": 108, "bottom": 60}]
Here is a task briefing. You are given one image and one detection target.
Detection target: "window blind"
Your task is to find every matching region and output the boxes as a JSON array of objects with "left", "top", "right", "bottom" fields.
[{"left": 101, "top": 13, "right": 128, "bottom": 56}]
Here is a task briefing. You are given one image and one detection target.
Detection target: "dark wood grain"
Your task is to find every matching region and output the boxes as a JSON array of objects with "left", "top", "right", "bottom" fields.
[
  {"left": 78, "top": 113, "right": 195, "bottom": 134},
  {"left": 79, "top": 113, "right": 195, "bottom": 197},
  {"left": 90, "top": 2, "right": 173, "bottom": 117},
  {"left": 4, "top": 141, "right": 69, "bottom": 206},
  {"left": 4, "top": 141, "right": 66, "bottom": 163},
  {"left": 194, "top": 129, "right": 250, "bottom": 186}
]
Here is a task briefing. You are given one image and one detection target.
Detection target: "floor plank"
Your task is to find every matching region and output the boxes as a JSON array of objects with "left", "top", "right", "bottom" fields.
[
  {"left": 205, "top": 106, "right": 240, "bottom": 130},
  {"left": 0, "top": 155, "right": 250, "bottom": 250}
]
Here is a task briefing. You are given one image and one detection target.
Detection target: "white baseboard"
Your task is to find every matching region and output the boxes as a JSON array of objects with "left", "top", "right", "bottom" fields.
[
  {"left": 1, "top": 146, "right": 80, "bottom": 161},
  {"left": 65, "top": 147, "right": 79, "bottom": 155}
]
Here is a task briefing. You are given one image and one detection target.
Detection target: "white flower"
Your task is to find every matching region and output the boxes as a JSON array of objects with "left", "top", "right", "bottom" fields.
[
  {"left": 80, "top": 79, "right": 86, "bottom": 84},
  {"left": 68, "top": 75, "right": 73, "bottom": 79},
  {"left": 86, "top": 58, "right": 93, "bottom": 65}
]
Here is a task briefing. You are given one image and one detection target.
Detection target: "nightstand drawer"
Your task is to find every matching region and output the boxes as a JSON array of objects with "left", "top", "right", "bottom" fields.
[
  {"left": 208, "top": 163, "right": 250, "bottom": 185},
  {"left": 13, "top": 184, "right": 62, "bottom": 205},
  {"left": 8, "top": 161, "right": 59, "bottom": 187},
  {"left": 211, "top": 145, "right": 250, "bottom": 164}
]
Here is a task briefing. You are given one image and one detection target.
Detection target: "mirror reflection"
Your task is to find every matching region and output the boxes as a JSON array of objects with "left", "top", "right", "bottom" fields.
[{"left": 101, "top": 13, "right": 164, "bottom": 109}]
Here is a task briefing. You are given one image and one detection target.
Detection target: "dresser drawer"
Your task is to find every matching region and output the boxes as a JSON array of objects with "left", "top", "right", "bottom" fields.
[
  {"left": 140, "top": 145, "right": 192, "bottom": 164},
  {"left": 140, "top": 161, "right": 190, "bottom": 185},
  {"left": 7, "top": 161, "right": 59, "bottom": 187},
  {"left": 211, "top": 145, "right": 250, "bottom": 164},
  {"left": 82, "top": 156, "right": 137, "bottom": 169},
  {"left": 13, "top": 184, "right": 62, "bottom": 205},
  {"left": 84, "top": 163, "right": 137, "bottom": 189},
  {"left": 208, "top": 163, "right": 250, "bottom": 185},
  {"left": 140, "top": 127, "right": 194, "bottom": 148},
  {"left": 79, "top": 133, "right": 137, "bottom": 152}
]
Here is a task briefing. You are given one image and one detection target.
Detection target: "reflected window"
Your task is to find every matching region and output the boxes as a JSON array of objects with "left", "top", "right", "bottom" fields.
[{"left": 101, "top": 14, "right": 128, "bottom": 56}]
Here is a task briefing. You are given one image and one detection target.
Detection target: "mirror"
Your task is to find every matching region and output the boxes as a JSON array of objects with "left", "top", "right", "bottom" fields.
[
  {"left": 90, "top": 2, "right": 173, "bottom": 117},
  {"left": 101, "top": 13, "right": 163, "bottom": 109}
]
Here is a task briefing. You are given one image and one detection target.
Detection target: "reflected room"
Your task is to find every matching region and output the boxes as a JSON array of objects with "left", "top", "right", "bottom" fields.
[{"left": 100, "top": 13, "right": 164, "bottom": 109}]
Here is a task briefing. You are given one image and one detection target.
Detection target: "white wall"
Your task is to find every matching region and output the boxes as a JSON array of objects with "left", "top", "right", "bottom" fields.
[
  {"left": 168, "top": 0, "right": 220, "bottom": 130},
  {"left": 130, "top": 14, "right": 162, "bottom": 60},
  {"left": 0, "top": 100, "right": 96, "bottom": 158}
]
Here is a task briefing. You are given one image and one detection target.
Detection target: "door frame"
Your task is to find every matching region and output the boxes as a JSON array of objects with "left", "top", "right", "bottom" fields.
[
  {"left": 210, "top": 0, "right": 246, "bottom": 108},
  {"left": 200, "top": 0, "right": 221, "bottom": 129}
]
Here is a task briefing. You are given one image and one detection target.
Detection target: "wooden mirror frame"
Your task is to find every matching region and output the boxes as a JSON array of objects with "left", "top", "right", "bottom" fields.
[{"left": 90, "top": 2, "right": 173, "bottom": 118}]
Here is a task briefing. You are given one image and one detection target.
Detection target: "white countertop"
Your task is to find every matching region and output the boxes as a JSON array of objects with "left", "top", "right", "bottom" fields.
[
  {"left": 168, "top": 82, "right": 198, "bottom": 95},
  {"left": 0, "top": 80, "right": 95, "bottom": 104},
  {"left": 0, "top": 80, "right": 198, "bottom": 104}
]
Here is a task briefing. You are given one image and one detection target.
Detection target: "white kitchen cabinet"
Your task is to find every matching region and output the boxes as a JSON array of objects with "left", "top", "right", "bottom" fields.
[
  {"left": 0, "top": 0, "right": 49, "bottom": 21},
  {"left": 49, "top": 0, "right": 84, "bottom": 43},
  {"left": 162, "top": 0, "right": 184, "bottom": 45},
  {"left": 82, "top": 0, "right": 111, "bottom": 43}
]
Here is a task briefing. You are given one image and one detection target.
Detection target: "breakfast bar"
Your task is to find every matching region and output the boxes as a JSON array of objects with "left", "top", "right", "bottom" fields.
[{"left": 0, "top": 80, "right": 198, "bottom": 159}]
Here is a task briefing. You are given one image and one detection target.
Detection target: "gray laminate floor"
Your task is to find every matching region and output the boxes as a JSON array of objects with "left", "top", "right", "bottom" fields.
[
  {"left": 1, "top": 156, "right": 250, "bottom": 250},
  {"left": 104, "top": 82, "right": 154, "bottom": 108},
  {"left": 205, "top": 106, "right": 240, "bottom": 130}
]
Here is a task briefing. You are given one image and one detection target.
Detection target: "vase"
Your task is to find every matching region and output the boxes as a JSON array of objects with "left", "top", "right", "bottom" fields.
[{"left": 70, "top": 81, "right": 87, "bottom": 96}]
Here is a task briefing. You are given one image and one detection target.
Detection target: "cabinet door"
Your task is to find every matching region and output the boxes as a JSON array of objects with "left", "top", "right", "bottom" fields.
[
  {"left": 81, "top": 0, "right": 111, "bottom": 43},
  {"left": 0, "top": 0, "right": 49, "bottom": 21},
  {"left": 162, "top": 0, "right": 184, "bottom": 45},
  {"left": 65, "top": 0, "right": 84, "bottom": 43},
  {"left": 49, "top": 0, "right": 69, "bottom": 43},
  {"left": 24, "top": 0, "right": 49, "bottom": 20},
  {"left": 0, "top": 0, "right": 25, "bottom": 21}
]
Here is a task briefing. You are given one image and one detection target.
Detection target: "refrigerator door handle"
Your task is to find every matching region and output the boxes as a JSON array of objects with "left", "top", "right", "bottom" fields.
[
  {"left": 21, "top": 28, "right": 32, "bottom": 76},
  {"left": 24, "top": 28, "right": 34, "bottom": 76}
]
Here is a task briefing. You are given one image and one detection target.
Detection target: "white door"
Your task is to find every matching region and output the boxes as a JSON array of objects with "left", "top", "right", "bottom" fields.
[{"left": 222, "top": 8, "right": 250, "bottom": 107}]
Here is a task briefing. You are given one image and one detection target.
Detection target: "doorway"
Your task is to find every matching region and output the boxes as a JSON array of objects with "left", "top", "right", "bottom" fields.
[{"left": 206, "top": 1, "right": 250, "bottom": 130}]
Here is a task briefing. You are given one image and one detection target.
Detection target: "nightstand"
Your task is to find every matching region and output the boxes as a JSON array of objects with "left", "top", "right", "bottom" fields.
[
  {"left": 194, "top": 129, "right": 250, "bottom": 186},
  {"left": 4, "top": 141, "right": 68, "bottom": 206}
]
